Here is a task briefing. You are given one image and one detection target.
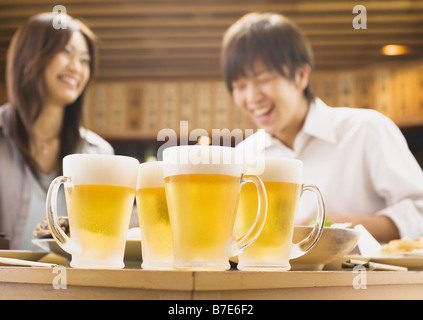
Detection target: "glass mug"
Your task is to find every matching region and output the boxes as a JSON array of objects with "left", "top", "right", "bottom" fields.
[
  {"left": 136, "top": 161, "right": 173, "bottom": 269},
  {"left": 235, "top": 157, "right": 325, "bottom": 270},
  {"left": 46, "top": 154, "right": 139, "bottom": 269},
  {"left": 162, "top": 145, "right": 268, "bottom": 271}
]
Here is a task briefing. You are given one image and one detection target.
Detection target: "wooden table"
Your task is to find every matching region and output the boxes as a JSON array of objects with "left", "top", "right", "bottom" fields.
[{"left": 0, "top": 266, "right": 422, "bottom": 300}]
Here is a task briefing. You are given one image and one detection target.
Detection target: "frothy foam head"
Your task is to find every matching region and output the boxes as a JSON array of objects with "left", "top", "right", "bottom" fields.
[
  {"left": 63, "top": 154, "right": 139, "bottom": 188},
  {"left": 137, "top": 161, "right": 164, "bottom": 189},
  {"left": 246, "top": 157, "right": 303, "bottom": 184},
  {"left": 162, "top": 145, "right": 243, "bottom": 178}
]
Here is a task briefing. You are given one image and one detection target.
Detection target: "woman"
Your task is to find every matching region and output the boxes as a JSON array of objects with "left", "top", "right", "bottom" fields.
[
  {"left": 0, "top": 13, "right": 113, "bottom": 249},
  {"left": 222, "top": 12, "right": 423, "bottom": 242}
]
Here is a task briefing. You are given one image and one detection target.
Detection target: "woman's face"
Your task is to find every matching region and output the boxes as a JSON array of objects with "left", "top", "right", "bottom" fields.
[{"left": 44, "top": 31, "right": 91, "bottom": 107}]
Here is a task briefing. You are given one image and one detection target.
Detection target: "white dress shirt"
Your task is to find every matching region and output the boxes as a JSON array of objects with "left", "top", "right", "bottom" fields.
[{"left": 237, "top": 98, "right": 423, "bottom": 239}]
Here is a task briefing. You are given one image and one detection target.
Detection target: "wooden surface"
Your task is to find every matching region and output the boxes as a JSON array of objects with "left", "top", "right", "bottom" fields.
[{"left": 0, "top": 266, "right": 422, "bottom": 300}]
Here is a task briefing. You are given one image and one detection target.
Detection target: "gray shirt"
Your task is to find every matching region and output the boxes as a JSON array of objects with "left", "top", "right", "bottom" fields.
[
  {"left": 21, "top": 170, "right": 59, "bottom": 250},
  {"left": 0, "top": 104, "right": 114, "bottom": 249}
]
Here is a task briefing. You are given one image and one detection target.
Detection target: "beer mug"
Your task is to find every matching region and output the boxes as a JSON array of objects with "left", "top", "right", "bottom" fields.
[
  {"left": 46, "top": 154, "right": 139, "bottom": 269},
  {"left": 136, "top": 161, "right": 173, "bottom": 269},
  {"left": 236, "top": 157, "right": 325, "bottom": 270},
  {"left": 162, "top": 145, "right": 267, "bottom": 271}
]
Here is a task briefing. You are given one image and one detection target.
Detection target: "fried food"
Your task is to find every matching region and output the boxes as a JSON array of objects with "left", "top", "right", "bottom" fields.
[
  {"left": 33, "top": 217, "right": 69, "bottom": 239},
  {"left": 381, "top": 237, "right": 423, "bottom": 255}
]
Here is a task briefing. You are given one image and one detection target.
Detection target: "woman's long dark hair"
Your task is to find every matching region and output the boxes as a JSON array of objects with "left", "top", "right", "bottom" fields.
[{"left": 6, "top": 12, "right": 97, "bottom": 181}]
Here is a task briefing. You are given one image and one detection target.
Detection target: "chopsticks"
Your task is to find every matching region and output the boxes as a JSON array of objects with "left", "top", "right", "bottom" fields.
[
  {"left": 0, "top": 257, "right": 57, "bottom": 268},
  {"left": 342, "top": 258, "right": 408, "bottom": 271}
]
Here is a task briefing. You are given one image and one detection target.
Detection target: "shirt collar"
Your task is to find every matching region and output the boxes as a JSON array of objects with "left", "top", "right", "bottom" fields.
[
  {"left": 263, "top": 98, "right": 337, "bottom": 152},
  {"left": 299, "top": 98, "right": 338, "bottom": 144}
]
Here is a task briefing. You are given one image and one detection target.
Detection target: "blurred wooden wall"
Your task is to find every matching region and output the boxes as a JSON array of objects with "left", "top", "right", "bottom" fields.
[{"left": 1, "top": 0, "right": 423, "bottom": 139}]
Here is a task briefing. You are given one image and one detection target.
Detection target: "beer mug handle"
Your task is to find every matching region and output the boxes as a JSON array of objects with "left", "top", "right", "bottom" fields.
[
  {"left": 227, "top": 174, "right": 268, "bottom": 257},
  {"left": 290, "top": 184, "right": 325, "bottom": 259},
  {"left": 46, "top": 176, "right": 81, "bottom": 256}
]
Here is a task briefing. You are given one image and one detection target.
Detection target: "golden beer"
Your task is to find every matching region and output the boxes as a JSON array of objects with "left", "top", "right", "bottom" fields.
[
  {"left": 65, "top": 184, "right": 135, "bottom": 264},
  {"left": 163, "top": 145, "right": 267, "bottom": 271},
  {"left": 236, "top": 157, "right": 325, "bottom": 270},
  {"left": 236, "top": 181, "right": 301, "bottom": 268},
  {"left": 46, "top": 154, "right": 139, "bottom": 269},
  {"left": 164, "top": 174, "right": 240, "bottom": 269},
  {"left": 136, "top": 161, "right": 173, "bottom": 269},
  {"left": 136, "top": 186, "right": 173, "bottom": 269}
]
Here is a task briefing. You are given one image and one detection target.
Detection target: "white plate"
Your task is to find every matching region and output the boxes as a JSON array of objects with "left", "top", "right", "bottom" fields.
[{"left": 0, "top": 250, "right": 48, "bottom": 262}]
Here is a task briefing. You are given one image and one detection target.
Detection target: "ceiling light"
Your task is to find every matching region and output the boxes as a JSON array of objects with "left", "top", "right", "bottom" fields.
[
  {"left": 197, "top": 136, "right": 211, "bottom": 145},
  {"left": 381, "top": 44, "right": 408, "bottom": 56}
]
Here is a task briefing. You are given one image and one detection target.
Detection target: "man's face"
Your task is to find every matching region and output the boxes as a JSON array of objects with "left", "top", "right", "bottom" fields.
[{"left": 231, "top": 60, "right": 307, "bottom": 138}]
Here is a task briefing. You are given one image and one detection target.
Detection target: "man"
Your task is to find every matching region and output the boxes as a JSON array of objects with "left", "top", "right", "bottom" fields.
[{"left": 221, "top": 12, "right": 423, "bottom": 242}]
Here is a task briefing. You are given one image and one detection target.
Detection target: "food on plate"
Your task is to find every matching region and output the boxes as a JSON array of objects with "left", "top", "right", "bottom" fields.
[
  {"left": 33, "top": 217, "right": 69, "bottom": 239},
  {"left": 381, "top": 237, "right": 423, "bottom": 255}
]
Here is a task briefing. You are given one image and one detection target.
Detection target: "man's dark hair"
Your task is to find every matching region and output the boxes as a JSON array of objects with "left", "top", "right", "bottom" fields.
[{"left": 222, "top": 12, "right": 315, "bottom": 104}]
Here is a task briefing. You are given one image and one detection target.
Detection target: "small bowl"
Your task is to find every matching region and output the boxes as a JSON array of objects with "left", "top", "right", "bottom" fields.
[{"left": 290, "top": 225, "right": 360, "bottom": 270}]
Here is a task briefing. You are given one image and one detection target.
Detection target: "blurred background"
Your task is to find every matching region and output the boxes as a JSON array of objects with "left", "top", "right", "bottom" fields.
[{"left": 0, "top": 0, "right": 423, "bottom": 165}]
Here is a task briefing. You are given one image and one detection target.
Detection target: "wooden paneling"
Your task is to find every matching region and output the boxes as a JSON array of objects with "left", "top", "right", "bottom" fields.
[
  {"left": 312, "top": 60, "right": 423, "bottom": 127},
  {"left": 83, "top": 80, "right": 254, "bottom": 140},
  {"left": 1, "top": 0, "right": 423, "bottom": 139},
  {"left": 78, "top": 59, "right": 423, "bottom": 140},
  {"left": 1, "top": 0, "right": 423, "bottom": 83}
]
